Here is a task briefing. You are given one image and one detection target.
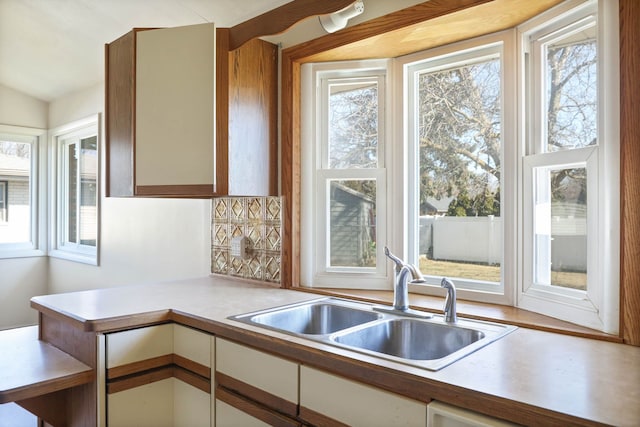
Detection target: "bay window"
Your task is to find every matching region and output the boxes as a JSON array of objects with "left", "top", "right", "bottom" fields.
[{"left": 300, "top": 0, "right": 618, "bottom": 332}]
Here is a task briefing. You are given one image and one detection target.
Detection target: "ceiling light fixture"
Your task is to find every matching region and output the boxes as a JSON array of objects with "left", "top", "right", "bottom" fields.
[{"left": 319, "top": 0, "right": 365, "bottom": 33}]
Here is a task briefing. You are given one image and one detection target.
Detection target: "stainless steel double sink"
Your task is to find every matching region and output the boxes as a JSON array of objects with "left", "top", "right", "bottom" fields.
[{"left": 229, "top": 298, "right": 516, "bottom": 371}]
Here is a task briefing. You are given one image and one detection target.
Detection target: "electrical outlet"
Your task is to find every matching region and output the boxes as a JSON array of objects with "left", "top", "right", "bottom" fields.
[{"left": 230, "top": 235, "right": 250, "bottom": 259}]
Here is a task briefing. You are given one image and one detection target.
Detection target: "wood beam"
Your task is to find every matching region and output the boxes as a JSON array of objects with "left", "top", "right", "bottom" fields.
[{"left": 228, "top": 0, "right": 355, "bottom": 50}]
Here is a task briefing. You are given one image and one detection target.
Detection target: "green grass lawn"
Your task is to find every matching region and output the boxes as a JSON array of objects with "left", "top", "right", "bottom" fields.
[{"left": 419, "top": 257, "right": 587, "bottom": 290}]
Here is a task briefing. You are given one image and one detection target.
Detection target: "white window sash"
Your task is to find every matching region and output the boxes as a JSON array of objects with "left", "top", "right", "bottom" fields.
[
  {"left": 49, "top": 115, "right": 100, "bottom": 265},
  {"left": 399, "top": 31, "right": 516, "bottom": 305},
  {"left": 0, "top": 125, "right": 46, "bottom": 258}
]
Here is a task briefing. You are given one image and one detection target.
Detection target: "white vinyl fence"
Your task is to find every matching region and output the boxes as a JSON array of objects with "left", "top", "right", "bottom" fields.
[{"left": 419, "top": 215, "right": 587, "bottom": 271}]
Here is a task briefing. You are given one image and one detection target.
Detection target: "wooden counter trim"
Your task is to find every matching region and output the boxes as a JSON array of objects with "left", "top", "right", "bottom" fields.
[
  {"left": 31, "top": 299, "right": 172, "bottom": 332},
  {"left": 216, "top": 372, "right": 298, "bottom": 418},
  {"left": 298, "top": 406, "right": 350, "bottom": 427},
  {"left": 216, "top": 386, "right": 301, "bottom": 427}
]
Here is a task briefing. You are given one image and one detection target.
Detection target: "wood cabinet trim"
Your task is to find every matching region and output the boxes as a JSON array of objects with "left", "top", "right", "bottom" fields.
[
  {"left": 620, "top": 0, "right": 640, "bottom": 346},
  {"left": 173, "top": 354, "right": 210, "bottom": 380},
  {"left": 106, "top": 354, "right": 173, "bottom": 380},
  {"left": 216, "top": 372, "right": 298, "bottom": 417},
  {"left": 107, "top": 366, "right": 174, "bottom": 394},
  {"left": 216, "top": 386, "right": 301, "bottom": 427},
  {"left": 173, "top": 366, "right": 211, "bottom": 394},
  {"left": 298, "top": 406, "right": 350, "bottom": 427},
  {"left": 134, "top": 184, "right": 215, "bottom": 197}
]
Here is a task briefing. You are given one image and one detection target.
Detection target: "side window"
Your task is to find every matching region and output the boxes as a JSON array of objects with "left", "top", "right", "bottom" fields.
[
  {"left": 50, "top": 115, "right": 100, "bottom": 264},
  {"left": 0, "top": 126, "right": 45, "bottom": 258},
  {"left": 519, "top": 0, "right": 618, "bottom": 332},
  {"left": 301, "top": 61, "right": 390, "bottom": 289}
]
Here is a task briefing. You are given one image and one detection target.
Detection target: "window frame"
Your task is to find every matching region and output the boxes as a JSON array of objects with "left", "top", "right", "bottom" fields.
[
  {"left": 0, "top": 180, "right": 7, "bottom": 222},
  {"left": 0, "top": 125, "right": 47, "bottom": 259},
  {"left": 398, "top": 31, "right": 517, "bottom": 306},
  {"left": 301, "top": 60, "right": 394, "bottom": 289},
  {"left": 49, "top": 115, "right": 100, "bottom": 265},
  {"left": 517, "top": 0, "right": 619, "bottom": 333}
]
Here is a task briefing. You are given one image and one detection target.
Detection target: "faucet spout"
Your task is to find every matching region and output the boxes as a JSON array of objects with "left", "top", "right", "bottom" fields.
[
  {"left": 376, "top": 247, "right": 432, "bottom": 319},
  {"left": 441, "top": 278, "right": 457, "bottom": 323},
  {"left": 384, "top": 247, "right": 426, "bottom": 311}
]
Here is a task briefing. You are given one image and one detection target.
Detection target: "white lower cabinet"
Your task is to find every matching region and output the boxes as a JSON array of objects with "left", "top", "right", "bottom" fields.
[
  {"left": 299, "top": 365, "right": 428, "bottom": 427},
  {"left": 214, "top": 338, "right": 300, "bottom": 426},
  {"left": 104, "top": 324, "right": 213, "bottom": 427},
  {"left": 427, "top": 401, "right": 517, "bottom": 427}
]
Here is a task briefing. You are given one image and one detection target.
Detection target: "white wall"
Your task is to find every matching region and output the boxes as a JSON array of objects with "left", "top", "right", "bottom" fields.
[
  {"left": 0, "top": 83, "right": 48, "bottom": 129},
  {"left": 47, "top": 84, "right": 212, "bottom": 294},
  {"left": 0, "top": 84, "right": 48, "bottom": 329}
]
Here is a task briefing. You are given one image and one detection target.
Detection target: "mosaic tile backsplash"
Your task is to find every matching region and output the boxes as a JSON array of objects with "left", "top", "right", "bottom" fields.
[{"left": 211, "top": 196, "right": 282, "bottom": 283}]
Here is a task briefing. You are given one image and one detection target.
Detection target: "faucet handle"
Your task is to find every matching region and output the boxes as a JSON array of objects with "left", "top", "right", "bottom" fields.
[{"left": 384, "top": 246, "right": 404, "bottom": 270}]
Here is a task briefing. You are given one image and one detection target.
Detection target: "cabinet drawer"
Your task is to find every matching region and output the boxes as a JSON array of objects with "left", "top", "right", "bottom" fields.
[
  {"left": 215, "top": 338, "right": 298, "bottom": 415},
  {"left": 427, "top": 401, "right": 517, "bottom": 427},
  {"left": 106, "top": 324, "right": 173, "bottom": 369},
  {"left": 216, "top": 388, "right": 301, "bottom": 427},
  {"left": 217, "top": 399, "right": 270, "bottom": 427},
  {"left": 300, "top": 366, "right": 427, "bottom": 427}
]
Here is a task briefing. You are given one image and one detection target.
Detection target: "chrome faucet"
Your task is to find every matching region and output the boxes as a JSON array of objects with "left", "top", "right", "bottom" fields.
[
  {"left": 441, "top": 278, "right": 457, "bottom": 323},
  {"left": 377, "top": 247, "right": 430, "bottom": 317}
]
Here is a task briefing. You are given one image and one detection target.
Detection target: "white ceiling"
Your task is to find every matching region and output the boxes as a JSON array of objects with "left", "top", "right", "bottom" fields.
[{"left": 0, "top": 0, "right": 292, "bottom": 102}]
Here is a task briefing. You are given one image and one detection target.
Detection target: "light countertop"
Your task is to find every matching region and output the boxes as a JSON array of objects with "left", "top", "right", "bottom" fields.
[{"left": 31, "top": 276, "right": 640, "bottom": 426}]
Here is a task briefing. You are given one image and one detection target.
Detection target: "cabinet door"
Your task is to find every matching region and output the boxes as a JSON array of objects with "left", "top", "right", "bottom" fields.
[
  {"left": 174, "top": 324, "right": 211, "bottom": 367},
  {"left": 108, "top": 378, "right": 174, "bottom": 427},
  {"left": 105, "top": 324, "right": 213, "bottom": 427},
  {"left": 135, "top": 23, "right": 215, "bottom": 193},
  {"left": 215, "top": 338, "right": 298, "bottom": 417},
  {"left": 175, "top": 379, "right": 211, "bottom": 427},
  {"left": 427, "top": 401, "right": 517, "bottom": 427},
  {"left": 106, "top": 23, "right": 217, "bottom": 197},
  {"left": 300, "top": 366, "right": 427, "bottom": 427},
  {"left": 107, "top": 324, "right": 173, "bottom": 372}
]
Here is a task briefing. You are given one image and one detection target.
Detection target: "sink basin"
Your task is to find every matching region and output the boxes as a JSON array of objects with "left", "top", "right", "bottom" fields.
[
  {"left": 332, "top": 319, "right": 485, "bottom": 360},
  {"left": 229, "top": 297, "right": 516, "bottom": 371},
  {"left": 232, "top": 299, "right": 381, "bottom": 335}
]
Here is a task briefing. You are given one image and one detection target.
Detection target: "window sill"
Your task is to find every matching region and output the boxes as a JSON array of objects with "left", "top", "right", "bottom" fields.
[{"left": 294, "top": 287, "right": 623, "bottom": 343}]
